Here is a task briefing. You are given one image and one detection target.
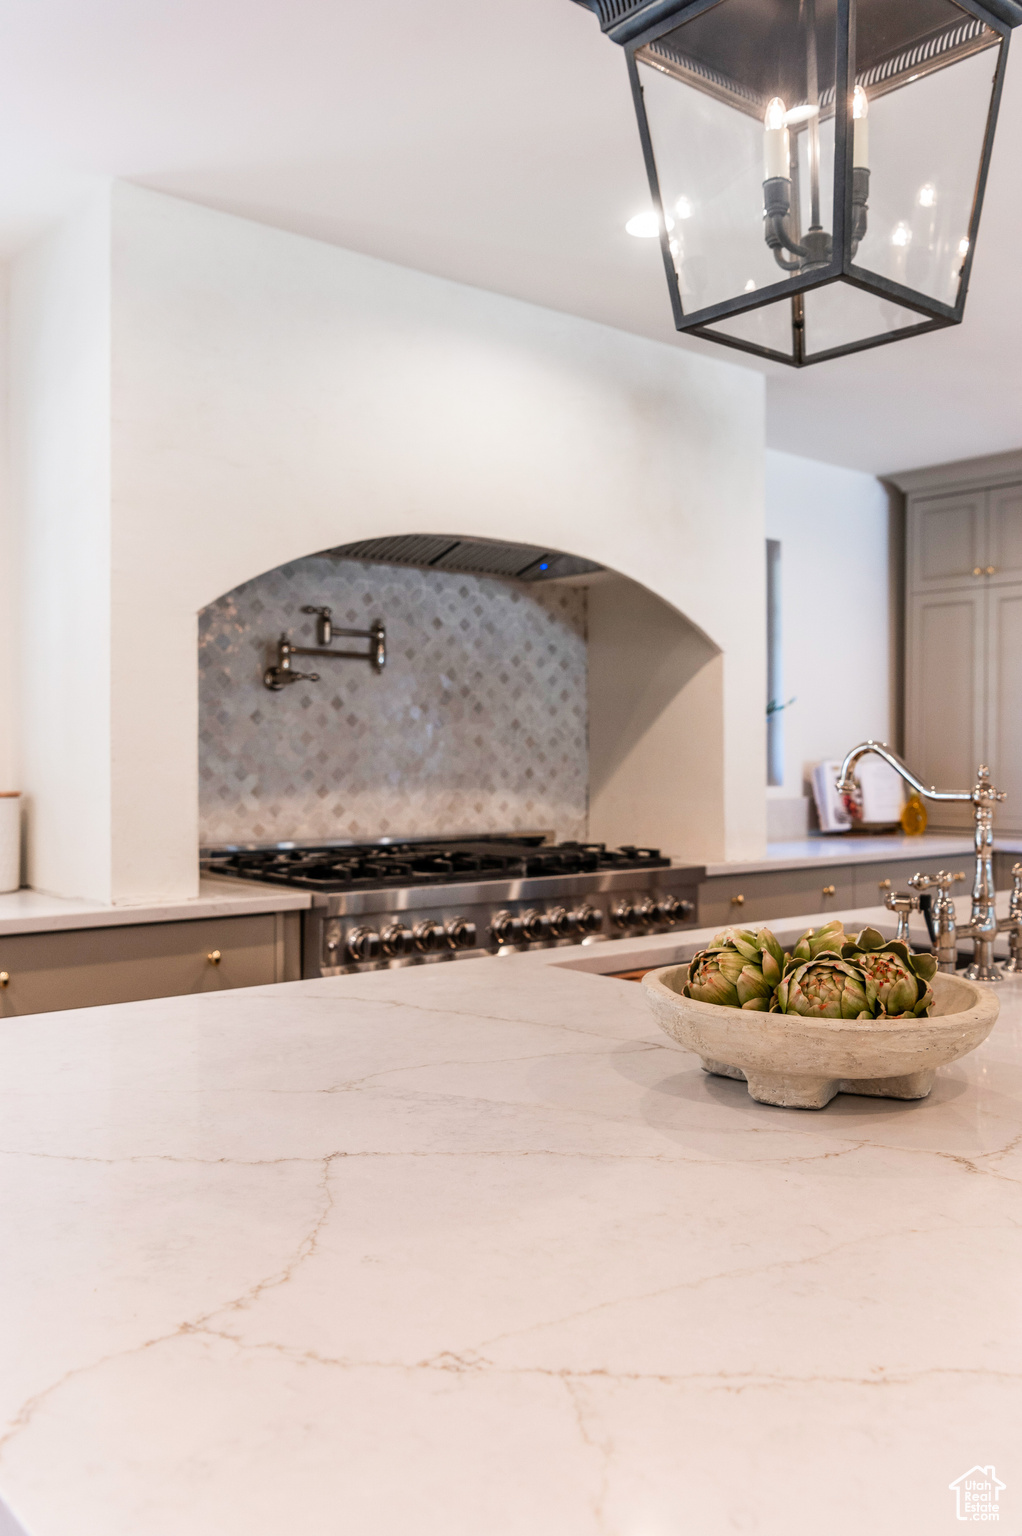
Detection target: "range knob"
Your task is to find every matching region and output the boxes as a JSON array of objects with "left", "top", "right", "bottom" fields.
[
  {"left": 490, "top": 910, "right": 523, "bottom": 946},
  {"left": 571, "top": 903, "right": 603, "bottom": 935},
  {"left": 650, "top": 894, "right": 692, "bottom": 925},
  {"left": 381, "top": 922, "right": 412, "bottom": 957},
  {"left": 445, "top": 916, "right": 477, "bottom": 950},
  {"left": 346, "top": 926, "right": 381, "bottom": 963},
  {"left": 412, "top": 919, "right": 446, "bottom": 954},
  {"left": 521, "top": 908, "right": 551, "bottom": 943},
  {"left": 547, "top": 906, "right": 574, "bottom": 939},
  {"left": 610, "top": 899, "right": 638, "bottom": 930},
  {"left": 633, "top": 898, "right": 658, "bottom": 929}
]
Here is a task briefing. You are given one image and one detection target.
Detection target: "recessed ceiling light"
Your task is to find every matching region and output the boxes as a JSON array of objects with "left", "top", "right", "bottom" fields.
[
  {"left": 918, "top": 183, "right": 936, "bottom": 207},
  {"left": 625, "top": 210, "right": 673, "bottom": 238},
  {"left": 744, "top": 279, "right": 756, "bottom": 292},
  {"left": 959, "top": 236, "right": 970, "bottom": 256},
  {"left": 675, "top": 195, "right": 693, "bottom": 220},
  {"left": 892, "top": 223, "right": 912, "bottom": 247}
]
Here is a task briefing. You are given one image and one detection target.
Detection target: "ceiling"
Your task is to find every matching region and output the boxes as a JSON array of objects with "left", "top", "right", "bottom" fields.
[{"left": 1, "top": 0, "right": 1019, "bottom": 475}]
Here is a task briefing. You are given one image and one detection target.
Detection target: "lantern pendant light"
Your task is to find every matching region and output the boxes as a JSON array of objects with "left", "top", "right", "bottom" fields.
[{"left": 572, "top": 0, "right": 1020, "bottom": 365}]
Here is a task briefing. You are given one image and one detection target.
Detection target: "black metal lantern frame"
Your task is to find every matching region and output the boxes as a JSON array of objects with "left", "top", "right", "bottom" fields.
[{"left": 573, "top": 0, "right": 1022, "bottom": 365}]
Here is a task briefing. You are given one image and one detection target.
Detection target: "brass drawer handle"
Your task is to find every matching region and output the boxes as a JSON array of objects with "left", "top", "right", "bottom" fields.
[
  {"left": 878, "top": 879, "right": 891, "bottom": 891},
  {"left": 822, "top": 885, "right": 836, "bottom": 898},
  {"left": 207, "top": 950, "right": 222, "bottom": 965},
  {"left": 986, "top": 566, "right": 996, "bottom": 575},
  {"left": 730, "top": 894, "right": 745, "bottom": 907},
  {"left": 973, "top": 566, "right": 983, "bottom": 576},
  {"left": 0, "top": 971, "right": 8, "bottom": 987}
]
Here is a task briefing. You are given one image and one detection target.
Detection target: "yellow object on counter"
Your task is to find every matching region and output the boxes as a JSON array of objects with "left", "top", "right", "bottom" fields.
[{"left": 901, "top": 792, "right": 927, "bottom": 836}]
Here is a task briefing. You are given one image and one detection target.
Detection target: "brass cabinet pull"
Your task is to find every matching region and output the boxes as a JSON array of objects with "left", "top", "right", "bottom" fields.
[
  {"left": 822, "top": 885, "right": 836, "bottom": 897},
  {"left": 986, "top": 566, "right": 996, "bottom": 575},
  {"left": 878, "top": 879, "right": 891, "bottom": 891},
  {"left": 973, "top": 567, "right": 983, "bottom": 576},
  {"left": 730, "top": 894, "right": 745, "bottom": 907},
  {"left": 207, "top": 950, "right": 222, "bottom": 965},
  {"left": 0, "top": 972, "right": 8, "bottom": 987}
]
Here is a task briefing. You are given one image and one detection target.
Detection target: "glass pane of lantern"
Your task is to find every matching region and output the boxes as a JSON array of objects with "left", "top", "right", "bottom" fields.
[
  {"left": 636, "top": 0, "right": 839, "bottom": 320},
  {"left": 801, "top": 279, "right": 932, "bottom": 357},
  {"left": 703, "top": 297, "right": 796, "bottom": 359},
  {"left": 849, "top": 0, "right": 1001, "bottom": 308}
]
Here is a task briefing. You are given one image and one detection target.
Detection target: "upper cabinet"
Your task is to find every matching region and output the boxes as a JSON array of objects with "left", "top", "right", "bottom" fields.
[
  {"left": 894, "top": 450, "right": 1022, "bottom": 833},
  {"left": 908, "top": 492, "right": 985, "bottom": 592},
  {"left": 908, "top": 483, "right": 1022, "bottom": 594},
  {"left": 986, "top": 484, "right": 1022, "bottom": 586}
]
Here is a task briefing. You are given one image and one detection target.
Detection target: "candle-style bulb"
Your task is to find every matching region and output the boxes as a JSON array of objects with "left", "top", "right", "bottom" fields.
[
  {"left": 763, "top": 97, "right": 790, "bottom": 181},
  {"left": 852, "top": 85, "right": 869, "bottom": 169}
]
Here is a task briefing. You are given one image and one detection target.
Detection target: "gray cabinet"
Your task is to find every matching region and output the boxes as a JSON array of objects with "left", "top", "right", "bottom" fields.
[
  {"left": 0, "top": 910, "right": 302, "bottom": 1018},
  {"left": 851, "top": 856, "right": 963, "bottom": 910},
  {"left": 985, "top": 586, "right": 1022, "bottom": 821},
  {"left": 697, "top": 854, "right": 967, "bottom": 931},
  {"left": 698, "top": 865, "right": 855, "bottom": 928},
  {"left": 986, "top": 484, "right": 1022, "bottom": 586},
  {"left": 908, "top": 491, "right": 985, "bottom": 591},
  {"left": 905, "top": 589, "right": 984, "bottom": 831},
  {"left": 895, "top": 451, "right": 1022, "bottom": 834}
]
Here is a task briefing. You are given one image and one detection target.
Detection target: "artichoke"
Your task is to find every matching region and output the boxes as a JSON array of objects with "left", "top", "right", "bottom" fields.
[
  {"left": 685, "top": 927, "right": 789, "bottom": 1012},
  {"left": 790, "top": 920, "right": 848, "bottom": 963},
  {"left": 841, "top": 926, "right": 936, "bottom": 1017},
  {"left": 772, "top": 955, "right": 878, "bottom": 1019}
]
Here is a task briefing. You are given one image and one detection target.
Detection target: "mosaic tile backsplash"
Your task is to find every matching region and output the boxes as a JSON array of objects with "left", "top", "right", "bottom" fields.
[{"left": 198, "top": 556, "right": 589, "bottom": 846}]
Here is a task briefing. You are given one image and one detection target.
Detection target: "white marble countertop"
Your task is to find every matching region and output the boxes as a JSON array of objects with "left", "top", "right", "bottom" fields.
[
  {"left": 3, "top": 837, "right": 1018, "bottom": 937},
  {"left": 1, "top": 902, "right": 1020, "bottom": 1536},
  {"left": 702, "top": 833, "right": 986, "bottom": 877},
  {"left": 0, "top": 877, "right": 310, "bottom": 937}
]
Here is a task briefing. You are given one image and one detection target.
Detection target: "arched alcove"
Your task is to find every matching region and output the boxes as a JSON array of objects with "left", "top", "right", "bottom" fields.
[{"left": 197, "top": 535, "right": 723, "bottom": 861}]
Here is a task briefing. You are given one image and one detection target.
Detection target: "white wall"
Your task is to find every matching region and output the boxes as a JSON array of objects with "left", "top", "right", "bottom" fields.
[
  {"left": 0, "top": 271, "right": 14, "bottom": 797},
  {"left": 10, "top": 196, "right": 112, "bottom": 898},
  {"left": 589, "top": 576, "right": 724, "bottom": 862},
  {"left": 765, "top": 449, "right": 895, "bottom": 825},
  {"left": 11, "top": 183, "right": 766, "bottom": 902}
]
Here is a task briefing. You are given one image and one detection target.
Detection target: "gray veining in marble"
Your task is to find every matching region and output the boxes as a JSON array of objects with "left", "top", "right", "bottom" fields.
[
  {"left": 2, "top": 912, "right": 1021, "bottom": 1536},
  {"left": 198, "top": 556, "right": 588, "bottom": 846}
]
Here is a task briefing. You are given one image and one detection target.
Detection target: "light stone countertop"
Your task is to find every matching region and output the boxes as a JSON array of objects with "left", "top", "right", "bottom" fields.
[
  {"left": 1, "top": 903, "right": 1021, "bottom": 1536},
  {"left": 0, "top": 877, "right": 310, "bottom": 937},
  {"left": 2, "top": 836, "right": 1018, "bottom": 938},
  {"left": 701, "top": 833, "right": 982, "bottom": 877}
]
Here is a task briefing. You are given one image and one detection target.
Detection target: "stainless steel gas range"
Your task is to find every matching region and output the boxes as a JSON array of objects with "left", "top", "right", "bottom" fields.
[{"left": 203, "top": 835, "right": 704, "bottom": 977}]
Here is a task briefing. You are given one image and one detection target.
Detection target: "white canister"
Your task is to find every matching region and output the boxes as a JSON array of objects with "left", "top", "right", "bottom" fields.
[{"left": 0, "top": 794, "right": 21, "bottom": 893}]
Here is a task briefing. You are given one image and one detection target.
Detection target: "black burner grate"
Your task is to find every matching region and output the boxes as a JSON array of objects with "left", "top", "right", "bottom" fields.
[{"left": 205, "top": 837, "right": 669, "bottom": 892}]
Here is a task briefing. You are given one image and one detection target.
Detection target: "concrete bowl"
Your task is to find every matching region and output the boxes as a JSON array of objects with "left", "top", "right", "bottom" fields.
[{"left": 642, "top": 964, "right": 1000, "bottom": 1109}]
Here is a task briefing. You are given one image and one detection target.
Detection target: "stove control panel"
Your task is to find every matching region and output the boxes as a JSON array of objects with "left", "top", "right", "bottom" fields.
[{"left": 317, "top": 890, "right": 695, "bottom": 973}]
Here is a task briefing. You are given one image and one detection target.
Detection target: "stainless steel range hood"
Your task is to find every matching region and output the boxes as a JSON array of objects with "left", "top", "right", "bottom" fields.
[{"left": 322, "top": 534, "right": 604, "bottom": 583}]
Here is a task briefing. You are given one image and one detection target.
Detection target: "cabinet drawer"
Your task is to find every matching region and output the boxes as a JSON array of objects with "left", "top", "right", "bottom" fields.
[
  {"left": 0, "top": 912, "right": 298, "bottom": 1018},
  {"left": 853, "top": 858, "right": 971, "bottom": 911},
  {"left": 698, "top": 866, "right": 855, "bottom": 929}
]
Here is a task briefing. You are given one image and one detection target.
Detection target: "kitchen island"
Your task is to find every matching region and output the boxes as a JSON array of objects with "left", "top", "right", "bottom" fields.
[{"left": 1, "top": 912, "right": 1020, "bottom": 1536}]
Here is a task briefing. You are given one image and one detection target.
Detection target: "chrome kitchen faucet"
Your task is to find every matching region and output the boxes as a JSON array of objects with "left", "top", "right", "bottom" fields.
[{"left": 837, "top": 742, "right": 1022, "bottom": 982}]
